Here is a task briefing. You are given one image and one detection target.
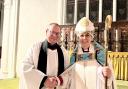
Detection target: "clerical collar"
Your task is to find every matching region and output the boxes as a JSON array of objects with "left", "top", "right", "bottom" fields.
[
  {"left": 82, "top": 48, "right": 89, "bottom": 52},
  {"left": 48, "top": 42, "right": 58, "bottom": 50}
]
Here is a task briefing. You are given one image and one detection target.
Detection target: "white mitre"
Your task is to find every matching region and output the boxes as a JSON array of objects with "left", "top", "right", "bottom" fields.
[{"left": 75, "top": 17, "right": 95, "bottom": 37}]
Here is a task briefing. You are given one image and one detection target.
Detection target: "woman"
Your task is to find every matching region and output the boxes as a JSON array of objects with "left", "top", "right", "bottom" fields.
[{"left": 59, "top": 17, "right": 116, "bottom": 89}]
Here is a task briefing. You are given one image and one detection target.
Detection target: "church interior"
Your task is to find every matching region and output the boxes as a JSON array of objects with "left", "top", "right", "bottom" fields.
[{"left": 0, "top": 0, "right": 128, "bottom": 89}]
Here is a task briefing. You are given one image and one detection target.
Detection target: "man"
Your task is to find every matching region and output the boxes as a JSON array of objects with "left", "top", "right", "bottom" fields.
[
  {"left": 58, "top": 17, "right": 116, "bottom": 89},
  {"left": 19, "top": 23, "right": 70, "bottom": 89}
]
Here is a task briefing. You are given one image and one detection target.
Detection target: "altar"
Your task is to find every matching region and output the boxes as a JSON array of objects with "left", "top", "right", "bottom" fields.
[
  {"left": 108, "top": 52, "right": 128, "bottom": 81},
  {"left": 60, "top": 21, "right": 128, "bottom": 81}
]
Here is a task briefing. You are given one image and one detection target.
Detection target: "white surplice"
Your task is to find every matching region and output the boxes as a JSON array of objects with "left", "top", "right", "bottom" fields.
[
  {"left": 19, "top": 42, "right": 70, "bottom": 89},
  {"left": 58, "top": 59, "right": 117, "bottom": 89},
  {"left": 58, "top": 44, "right": 117, "bottom": 89}
]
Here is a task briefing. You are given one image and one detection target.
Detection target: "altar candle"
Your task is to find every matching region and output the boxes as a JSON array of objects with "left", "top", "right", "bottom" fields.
[
  {"left": 115, "top": 29, "right": 118, "bottom": 41},
  {"left": 61, "top": 28, "right": 65, "bottom": 41},
  {"left": 70, "top": 29, "right": 73, "bottom": 41}
]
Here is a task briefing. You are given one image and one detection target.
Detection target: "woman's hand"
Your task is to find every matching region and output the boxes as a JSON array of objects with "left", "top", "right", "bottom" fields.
[
  {"left": 44, "top": 76, "right": 58, "bottom": 88},
  {"left": 102, "top": 66, "right": 112, "bottom": 78}
]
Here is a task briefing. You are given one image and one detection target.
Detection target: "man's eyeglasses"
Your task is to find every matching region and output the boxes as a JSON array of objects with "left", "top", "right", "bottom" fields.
[{"left": 49, "top": 31, "right": 60, "bottom": 36}]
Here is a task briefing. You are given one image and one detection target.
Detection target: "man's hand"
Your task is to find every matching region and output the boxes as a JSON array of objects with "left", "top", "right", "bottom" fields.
[{"left": 44, "top": 76, "right": 58, "bottom": 88}]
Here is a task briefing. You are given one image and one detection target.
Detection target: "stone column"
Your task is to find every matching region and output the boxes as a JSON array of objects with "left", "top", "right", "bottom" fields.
[{"left": 1, "top": 0, "right": 19, "bottom": 79}]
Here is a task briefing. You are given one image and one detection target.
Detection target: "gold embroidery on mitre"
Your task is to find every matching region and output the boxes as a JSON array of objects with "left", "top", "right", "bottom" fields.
[{"left": 79, "top": 17, "right": 89, "bottom": 27}]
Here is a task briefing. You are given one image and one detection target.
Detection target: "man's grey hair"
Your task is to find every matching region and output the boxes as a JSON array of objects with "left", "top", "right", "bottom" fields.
[{"left": 46, "top": 23, "right": 60, "bottom": 32}]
